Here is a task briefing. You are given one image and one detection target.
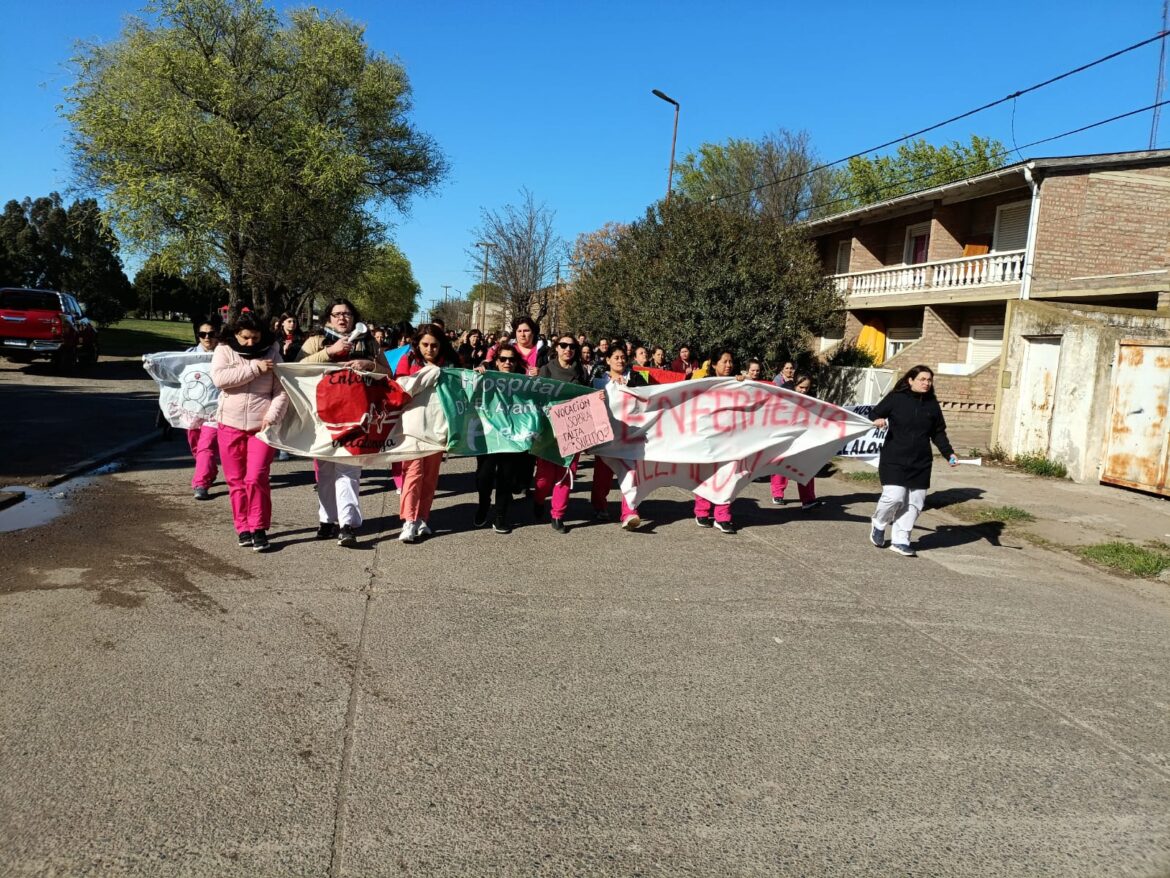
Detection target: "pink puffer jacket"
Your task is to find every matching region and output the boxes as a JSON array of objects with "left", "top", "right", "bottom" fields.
[{"left": 211, "top": 343, "right": 288, "bottom": 432}]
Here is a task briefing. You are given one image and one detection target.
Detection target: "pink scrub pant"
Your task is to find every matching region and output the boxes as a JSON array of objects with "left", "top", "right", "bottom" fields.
[
  {"left": 188, "top": 425, "right": 219, "bottom": 489},
  {"left": 534, "top": 455, "right": 579, "bottom": 520},
  {"left": 217, "top": 425, "right": 275, "bottom": 533},
  {"left": 589, "top": 458, "right": 637, "bottom": 522},
  {"left": 771, "top": 474, "right": 816, "bottom": 503},
  {"left": 400, "top": 452, "right": 442, "bottom": 522},
  {"left": 693, "top": 496, "right": 732, "bottom": 523}
]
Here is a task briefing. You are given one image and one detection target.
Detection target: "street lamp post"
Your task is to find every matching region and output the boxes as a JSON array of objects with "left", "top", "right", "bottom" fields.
[
  {"left": 651, "top": 89, "right": 680, "bottom": 204},
  {"left": 475, "top": 241, "right": 494, "bottom": 331}
]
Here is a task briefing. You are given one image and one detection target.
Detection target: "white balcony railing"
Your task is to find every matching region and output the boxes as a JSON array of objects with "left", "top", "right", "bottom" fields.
[{"left": 832, "top": 249, "right": 1026, "bottom": 296}]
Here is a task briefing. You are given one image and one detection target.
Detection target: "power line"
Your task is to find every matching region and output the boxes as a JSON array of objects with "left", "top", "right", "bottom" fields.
[
  {"left": 792, "top": 98, "right": 1170, "bottom": 221},
  {"left": 710, "top": 29, "right": 1170, "bottom": 206}
]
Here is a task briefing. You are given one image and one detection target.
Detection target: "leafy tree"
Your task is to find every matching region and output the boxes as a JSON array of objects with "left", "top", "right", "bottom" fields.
[
  {"left": 675, "top": 130, "right": 835, "bottom": 223},
  {"left": 830, "top": 135, "right": 1007, "bottom": 211},
  {"left": 0, "top": 193, "right": 131, "bottom": 324},
  {"left": 64, "top": 0, "right": 446, "bottom": 315},
  {"left": 350, "top": 243, "right": 421, "bottom": 325},
  {"left": 133, "top": 254, "right": 187, "bottom": 318},
  {"left": 565, "top": 199, "right": 838, "bottom": 365},
  {"left": 472, "top": 189, "right": 563, "bottom": 326}
]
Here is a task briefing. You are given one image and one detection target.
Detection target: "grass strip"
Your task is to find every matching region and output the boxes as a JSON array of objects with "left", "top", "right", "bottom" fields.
[
  {"left": 102, "top": 318, "right": 196, "bottom": 357},
  {"left": 1078, "top": 542, "right": 1170, "bottom": 578}
]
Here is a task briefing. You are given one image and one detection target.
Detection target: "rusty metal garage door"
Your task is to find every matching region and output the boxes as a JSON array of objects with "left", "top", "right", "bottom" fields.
[{"left": 1101, "top": 340, "right": 1170, "bottom": 495}]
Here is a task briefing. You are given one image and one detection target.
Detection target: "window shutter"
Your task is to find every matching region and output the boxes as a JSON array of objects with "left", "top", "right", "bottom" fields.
[
  {"left": 968, "top": 325, "right": 1004, "bottom": 367},
  {"left": 836, "top": 240, "right": 851, "bottom": 274},
  {"left": 993, "top": 204, "right": 1029, "bottom": 251}
]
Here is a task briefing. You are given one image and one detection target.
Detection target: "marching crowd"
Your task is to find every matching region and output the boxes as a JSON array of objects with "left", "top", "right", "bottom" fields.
[{"left": 181, "top": 298, "right": 956, "bottom": 558}]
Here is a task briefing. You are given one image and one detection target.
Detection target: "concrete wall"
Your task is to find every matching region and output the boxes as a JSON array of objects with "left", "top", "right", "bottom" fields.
[{"left": 994, "top": 300, "right": 1170, "bottom": 482}]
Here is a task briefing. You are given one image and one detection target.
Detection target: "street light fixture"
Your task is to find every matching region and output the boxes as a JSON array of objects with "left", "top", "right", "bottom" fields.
[{"left": 651, "top": 89, "right": 680, "bottom": 204}]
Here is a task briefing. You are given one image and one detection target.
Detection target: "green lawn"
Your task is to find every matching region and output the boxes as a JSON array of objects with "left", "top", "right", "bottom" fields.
[{"left": 102, "top": 318, "right": 197, "bottom": 357}]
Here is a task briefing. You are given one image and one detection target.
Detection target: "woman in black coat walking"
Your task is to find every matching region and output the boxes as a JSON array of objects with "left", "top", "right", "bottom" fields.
[{"left": 868, "top": 365, "right": 957, "bottom": 557}]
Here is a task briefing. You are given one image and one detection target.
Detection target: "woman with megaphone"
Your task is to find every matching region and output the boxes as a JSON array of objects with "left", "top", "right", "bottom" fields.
[{"left": 298, "top": 298, "right": 390, "bottom": 548}]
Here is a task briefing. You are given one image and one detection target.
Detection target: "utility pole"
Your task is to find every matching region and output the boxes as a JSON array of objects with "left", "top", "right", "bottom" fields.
[
  {"left": 1151, "top": 0, "right": 1169, "bottom": 149},
  {"left": 475, "top": 241, "right": 494, "bottom": 331}
]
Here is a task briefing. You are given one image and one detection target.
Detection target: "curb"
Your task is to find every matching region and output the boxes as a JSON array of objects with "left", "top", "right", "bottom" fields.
[
  {"left": 0, "top": 490, "right": 26, "bottom": 511},
  {"left": 33, "top": 431, "right": 163, "bottom": 489}
]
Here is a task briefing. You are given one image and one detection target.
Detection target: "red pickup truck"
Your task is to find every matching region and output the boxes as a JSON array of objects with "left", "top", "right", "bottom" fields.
[{"left": 0, "top": 287, "right": 99, "bottom": 371}]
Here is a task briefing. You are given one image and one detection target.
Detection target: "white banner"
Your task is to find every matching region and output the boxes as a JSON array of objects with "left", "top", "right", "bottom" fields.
[
  {"left": 591, "top": 379, "right": 874, "bottom": 505},
  {"left": 143, "top": 351, "right": 218, "bottom": 429},
  {"left": 260, "top": 363, "right": 448, "bottom": 463},
  {"left": 837, "top": 403, "right": 887, "bottom": 466}
]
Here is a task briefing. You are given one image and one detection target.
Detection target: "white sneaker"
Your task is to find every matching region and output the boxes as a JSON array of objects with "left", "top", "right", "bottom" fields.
[
  {"left": 398, "top": 520, "right": 418, "bottom": 543},
  {"left": 416, "top": 520, "right": 433, "bottom": 538},
  {"left": 621, "top": 514, "right": 641, "bottom": 531}
]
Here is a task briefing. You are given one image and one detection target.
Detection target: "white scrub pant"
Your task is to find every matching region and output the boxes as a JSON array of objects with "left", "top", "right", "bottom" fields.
[
  {"left": 872, "top": 485, "right": 926, "bottom": 546},
  {"left": 318, "top": 460, "right": 363, "bottom": 528}
]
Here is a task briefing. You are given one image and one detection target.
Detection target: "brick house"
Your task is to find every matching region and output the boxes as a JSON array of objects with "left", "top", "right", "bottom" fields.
[{"left": 805, "top": 149, "right": 1170, "bottom": 442}]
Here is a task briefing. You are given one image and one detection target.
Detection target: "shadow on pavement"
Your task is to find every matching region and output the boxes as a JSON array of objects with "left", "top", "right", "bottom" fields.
[{"left": 917, "top": 521, "right": 1018, "bottom": 550}]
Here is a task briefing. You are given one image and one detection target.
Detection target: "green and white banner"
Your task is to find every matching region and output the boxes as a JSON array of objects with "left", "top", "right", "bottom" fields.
[{"left": 436, "top": 369, "right": 593, "bottom": 464}]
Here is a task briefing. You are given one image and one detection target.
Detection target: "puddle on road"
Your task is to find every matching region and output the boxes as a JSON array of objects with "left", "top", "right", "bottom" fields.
[
  {"left": 0, "top": 486, "right": 70, "bottom": 533},
  {"left": 0, "top": 460, "right": 125, "bottom": 533},
  {"left": 0, "top": 466, "right": 121, "bottom": 534}
]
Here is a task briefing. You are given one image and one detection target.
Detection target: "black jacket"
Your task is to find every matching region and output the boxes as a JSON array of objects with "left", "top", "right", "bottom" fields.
[{"left": 870, "top": 389, "right": 954, "bottom": 490}]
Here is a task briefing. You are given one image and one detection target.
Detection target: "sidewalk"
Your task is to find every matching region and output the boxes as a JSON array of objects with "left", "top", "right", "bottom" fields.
[{"left": 834, "top": 454, "right": 1170, "bottom": 550}]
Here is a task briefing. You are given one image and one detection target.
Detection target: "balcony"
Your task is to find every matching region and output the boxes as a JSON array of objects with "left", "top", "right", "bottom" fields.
[{"left": 832, "top": 249, "right": 1026, "bottom": 297}]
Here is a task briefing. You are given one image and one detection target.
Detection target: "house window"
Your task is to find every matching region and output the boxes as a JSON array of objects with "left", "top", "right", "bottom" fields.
[
  {"left": 835, "top": 240, "right": 852, "bottom": 274},
  {"left": 886, "top": 326, "right": 921, "bottom": 361},
  {"left": 993, "top": 201, "right": 1030, "bottom": 251},
  {"left": 967, "top": 324, "right": 1004, "bottom": 367},
  {"left": 903, "top": 222, "right": 931, "bottom": 264}
]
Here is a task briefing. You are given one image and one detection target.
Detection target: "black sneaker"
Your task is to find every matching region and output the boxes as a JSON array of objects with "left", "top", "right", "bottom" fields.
[
  {"left": 594, "top": 508, "right": 610, "bottom": 522},
  {"left": 193, "top": 487, "right": 210, "bottom": 500},
  {"left": 801, "top": 499, "right": 826, "bottom": 512},
  {"left": 695, "top": 516, "right": 714, "bottom": 528},
  {"left": 492, "top": 513, "right": 511, "bottom": 534},
  {"left": 714, "top": 520, "right": 737, "bottom": 535},
  {"left": 251, "top": 529, "right": 270, "bottom": 552},
  {"left": 316, "top": 522, "right": 338, "bottom": 540},
  {"left": 533, "top": 501, "right": 547, "bottom": 522},
  {"left": 771, "top": 496, "right": 785, "bottom": 506},
  {"left": 237, "top": 531, "right": 253, "bottom": 548},
  {"left": 473, "top": 503, "right": 490, "bottom": 528},
  {"left": 337, "top": 526, "right": 358, "bottom": 548},
  {"left": 550, "top": 518, "right": 567, "bottom": 534}
]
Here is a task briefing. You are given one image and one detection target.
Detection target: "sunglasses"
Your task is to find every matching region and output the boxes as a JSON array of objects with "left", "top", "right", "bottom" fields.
[
  {"left": 197, "top": 331, "right": 217, "bottom": 339},
  {"left": 557, "top": 342, "right": 576, "bottom": 349},
  {"left": 497, "top": 356, "right": 517, "bottom": 363}
]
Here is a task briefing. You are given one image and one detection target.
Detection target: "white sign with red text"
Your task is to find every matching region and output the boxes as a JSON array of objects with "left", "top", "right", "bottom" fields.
[{"left": 591, "top": 378, "right": 873, "bottom": 505}]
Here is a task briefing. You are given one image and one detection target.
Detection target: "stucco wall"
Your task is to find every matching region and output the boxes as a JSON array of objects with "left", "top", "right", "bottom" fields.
[{"left": 995, "top": 300, "right": 1170, "bottom": 482}]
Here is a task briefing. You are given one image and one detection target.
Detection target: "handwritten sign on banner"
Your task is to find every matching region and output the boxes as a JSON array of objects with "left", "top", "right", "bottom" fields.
[{"left": 548, "top": 392, "right": 614, "bottom": 456}]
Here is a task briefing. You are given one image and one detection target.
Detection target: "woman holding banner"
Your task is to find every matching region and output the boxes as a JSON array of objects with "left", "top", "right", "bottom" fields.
[
  {"left": 693, "top": 348, "right": 739, "bottom": 535},
  {"left": 395, "top": 324, "right": 453, "bottom": 543},
  {"left": 590, "top": 346, "right": 645, "bottom": 530},
  {"left": 299, "top": 298, "right": 388, "bottom": 548},
  {"left": 186, "top": 317, "right": 222, "bottom": 500},
  {"left": 770, "top": 372, "right": 825, "bottom": 511},
  {"left": 473, "top": 348, "right": 528, "bottom": 534},
  {"left": 868, "top": 365, "right": 957, "bottom": 557},
  {"left": 211, "top": 312, "right": 287, "bottom": 553},
  {"left": 534, "top": 334, "right": 589, "bottom": 533}
]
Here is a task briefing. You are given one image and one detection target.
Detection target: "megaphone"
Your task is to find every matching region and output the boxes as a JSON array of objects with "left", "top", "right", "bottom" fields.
[{"left": 348, "top": 322, "right": 368, "bottom": 342}]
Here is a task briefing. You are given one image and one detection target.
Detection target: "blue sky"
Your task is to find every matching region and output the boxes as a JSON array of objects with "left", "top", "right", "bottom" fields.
[{"left": 1, "top": 0, "right": 1166, "bottom": 317}]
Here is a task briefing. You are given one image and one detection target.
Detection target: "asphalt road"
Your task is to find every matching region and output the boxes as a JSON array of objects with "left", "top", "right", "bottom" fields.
[
  {"left": 2, "top": 442, "right": 1169, "bottom": 876},
  {"left": 1, "top": 356, "right": 160, "bottom": 484}
]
